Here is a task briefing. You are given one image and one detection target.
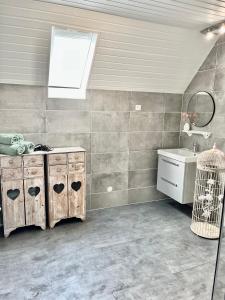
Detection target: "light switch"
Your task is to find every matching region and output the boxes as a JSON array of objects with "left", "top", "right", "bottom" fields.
[{"left": 135, "top": 105, "right": 142, "bottom": 111}]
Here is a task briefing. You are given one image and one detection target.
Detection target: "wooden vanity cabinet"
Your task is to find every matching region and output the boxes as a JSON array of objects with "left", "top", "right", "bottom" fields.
[
  {"left": 0, "top": 154, "right": 46, "bottom": 237},
  {"left": 46, "top": 148, "right": 86, "bottom": 229}
]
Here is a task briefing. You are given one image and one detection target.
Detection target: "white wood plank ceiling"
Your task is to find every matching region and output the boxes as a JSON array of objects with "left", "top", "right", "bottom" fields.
[
  {"left": 39, "top": 0, "right": 225, "bottom": 29},
  {"left": 0, "top": 0, "right": 216, "bottom": 93}
]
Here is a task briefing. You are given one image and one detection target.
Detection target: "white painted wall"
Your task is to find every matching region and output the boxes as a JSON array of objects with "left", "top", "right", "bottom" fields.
[{"left": 0, "top": 0, "right": 215, "bottom": 93}]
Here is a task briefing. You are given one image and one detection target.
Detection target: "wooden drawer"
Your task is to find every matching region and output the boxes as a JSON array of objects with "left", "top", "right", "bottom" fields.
[
  {"left": 48, "top": 154, "right": 67, "bottom": 165},
  {"left": 24, "top": 167, "right": 44, "bottom": 178},
  {"left": 1, "top": 156, "right": 22, "bottom": 169},
  {"left": 68, "top": 152, "right": 85, "bottom": 163},
  {"left": 158, "top": 155, "right": 184, "bottom": 184},
  {"left": 2, "top": 168, "right": 23, "bottom": 181},
  {"left": 49, "top": 165, "right": 67, "bottom": 176},
  {"left": 68, "top": 163, "right": 85, "bottom": 173},
  {"left": 23, "top": 155, "right": 43, "bottom": 167}
]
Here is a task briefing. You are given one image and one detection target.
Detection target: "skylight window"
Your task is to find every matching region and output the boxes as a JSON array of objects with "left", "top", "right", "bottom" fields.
[{"left": 48, "top": 27, "right": 97, "bottom": 99}]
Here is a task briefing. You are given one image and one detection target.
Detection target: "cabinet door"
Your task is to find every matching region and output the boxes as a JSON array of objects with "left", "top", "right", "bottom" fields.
[
  {"left": 48, "top": 170, "right": 68, "bottom": 228},
  {"left": 68, "top": 163, "right": 86, "bottom": 219},
  {"left": 1, "top": 180, "right": 25, "bottom": 237},
  {"left": 24, "top": 177, "right": 46, "bottom": 230}
]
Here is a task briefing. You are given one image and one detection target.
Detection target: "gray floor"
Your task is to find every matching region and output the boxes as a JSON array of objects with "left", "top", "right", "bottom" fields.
[{"left": 0, "top": 199, "right": 218, "bottom": 300}]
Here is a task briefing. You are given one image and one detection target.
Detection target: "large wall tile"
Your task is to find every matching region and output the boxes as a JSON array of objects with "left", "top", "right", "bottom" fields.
[
  {"left": 199, "top": 47, "right": 217, "bottom": 71},
  {"left": 214, "top": 67, "right": 225, "bottom": 92},
  {"left": 186, "top": 69, "right": 215, "bottom": 93},
  {"left": 165, "top": 94, "right": 182, "bottom": 112},
  {"left": 91, "top": 152, "right": 129, "bottom": 173},
  {"left": 47, "top": 98, "right": 90, "bottom": 111},
  {"left": 46, "top": 133, "right": 91, "bottom": 151},
  {"left": 162, "top": 132, "right": 180, "bottom": 148},
  {"left": 164, "top": 113, "right": 181, "bottom": 132},
  {"left": 0, "top": 84, "right": 45, "bottom": 109},
  {"left": 92, "top": 112, "right": 129, "bottom": 132},
  {"left": 216, "top": 44, "right": 225, "bottom": 68},
  {"left": 129, "top": 112, "right": 164, "bottom": 132},
  {"left": 91, "top": 132, "right": 128, "bottom": 153},
  {"left": 128, "top": 169, "right": 157, "bottom": 189},
  {"left": 91, "top": 89, "right": 130, "bottom": 111},
  {"left": 130, "top": 92, "right": 164, "bottom": 112},
  {"left": 23, "top": 133, "right": 46, "bottom": 145},
  {"left": 128, "top": 186, "right": 166, "bottom": 204},
  {"left": 46, "top": 111, "right": 90, "bottom": 133},
  {"left": 129, "top": 132, "right": 162, "bottom": 151},
  {"left": 91, "top": 172, "right": 128, "bottom": 193},
  {"left": 91, "top": 190, "right": 128, "bottom": 209},
  {"left": 129, "top": 150, "right": 158, "bottom": 170},
  {"left": 0, "top": 110, "right": 45, "bottom": 133}
]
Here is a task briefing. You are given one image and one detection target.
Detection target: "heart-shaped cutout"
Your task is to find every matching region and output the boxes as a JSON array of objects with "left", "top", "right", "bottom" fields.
[
  {"left": 28, "top": 186, "right": 40, "bottom": 197},
  {"left": 71, "top": 181, "right": 81, "bottom": 192},
  {"left": 7, "top": 189, "right": 20, "bottom": 200},
  {"left": 53, "top": 183, "right": 64, "bottom": 194}
]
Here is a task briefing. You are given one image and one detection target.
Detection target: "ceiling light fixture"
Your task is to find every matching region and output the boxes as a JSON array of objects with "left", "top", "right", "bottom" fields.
[{"left": 201, "top": 20, "right": 225, "bottom": 40}]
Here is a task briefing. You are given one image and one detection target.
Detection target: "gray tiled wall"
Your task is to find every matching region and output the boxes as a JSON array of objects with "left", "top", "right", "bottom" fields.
[
  {"left": 0, "top": 85, "right": 182, "bottom": 209},
  {"left": 181, "top": 37, "right": 225, "bottom": 152}
]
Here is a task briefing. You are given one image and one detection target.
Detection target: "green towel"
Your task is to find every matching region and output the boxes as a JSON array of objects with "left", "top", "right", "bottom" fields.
[
  {"left": 0, "top": 144, "right": 25, "bottom": 156},
  {"left": 21, "top": 141, "right": 35, "bottom": 154},
  {"left": 0, "top": 133, "right": 24, "bottom": 145}
]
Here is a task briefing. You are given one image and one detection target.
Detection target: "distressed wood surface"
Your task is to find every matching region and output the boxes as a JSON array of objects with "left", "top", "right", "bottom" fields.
[
  {"left": 1, "top": 179, "right": 25, "bottom": 237},
  {"left": 24, "top": 177, "right": 46, "bottom": 230},
  {"left": 48, "top": 172, "right": 68, "bottom": 228},
  {"left": 68, "top": 172, "right": 86, "bottom": 220}
]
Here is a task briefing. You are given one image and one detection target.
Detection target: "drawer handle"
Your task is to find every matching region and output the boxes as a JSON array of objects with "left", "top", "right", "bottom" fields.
[
  {"left": 161, "top": 177, "right": 178, "bottom": 187},
  {"left": 8, "top": 160, "right": 13, "bottom": 164},
  {"left": 31, "top": 171, "right": 37, "bottom": 175},
  {"left": 31, "top": 159, "right": 36, "bottom": 163},
  {"left": 162, "top": 159, "right": 179, "bottom": 167},
  {"left": 56, "top": 168, "right": 62, "bottom": 172},
  {"left": 55, "top": 157, "right": 61, "bottom": 161}
]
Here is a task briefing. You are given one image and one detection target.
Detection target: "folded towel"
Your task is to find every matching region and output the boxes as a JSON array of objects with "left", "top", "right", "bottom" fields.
[
  {"left": 0, "top": 133, "right": 24, "bottom": 145},
  {"left": 21, "top": 141, "right": 35, "bottom": 154},
  {"left": 0, "top": 143, "right": 25, "bottom": 156}
]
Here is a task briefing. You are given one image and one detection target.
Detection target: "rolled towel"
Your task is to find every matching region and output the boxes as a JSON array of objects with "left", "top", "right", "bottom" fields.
[
  {"left": 0, "top": 143, "right": 25, "bottom": 156},
  {"left": 0, "top": 133, "right": 24, "bottom": 145},
  {"left": 21, "top": 141, "right": 35, "bottom": 154}
]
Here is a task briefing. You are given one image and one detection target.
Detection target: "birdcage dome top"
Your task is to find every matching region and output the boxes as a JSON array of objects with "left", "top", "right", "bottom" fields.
[{"left": 197, "top": 144, "right": 225, "bottom": 171}]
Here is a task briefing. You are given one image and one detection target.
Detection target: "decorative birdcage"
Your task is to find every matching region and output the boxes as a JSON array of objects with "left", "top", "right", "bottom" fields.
[{"left": 191, "top": 144, "right": 225, "bottom": 239}]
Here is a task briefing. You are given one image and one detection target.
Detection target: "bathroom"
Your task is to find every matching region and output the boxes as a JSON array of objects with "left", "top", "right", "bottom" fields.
[{"left": 0, "top": 0, "right": 225, "bottom": 299}]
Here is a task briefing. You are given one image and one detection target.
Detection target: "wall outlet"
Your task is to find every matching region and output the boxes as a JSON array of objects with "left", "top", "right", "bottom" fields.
[
  {"left": 135, "top": 104, "right": 142, "bottom": 111},
  {"left": 107, "top": 186, "right": 113, "bottom": 192}
]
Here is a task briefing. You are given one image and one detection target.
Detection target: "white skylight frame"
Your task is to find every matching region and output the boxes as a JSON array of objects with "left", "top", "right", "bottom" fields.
[{"left": 48, "top": 26, "right": 98, "bottom": 99}]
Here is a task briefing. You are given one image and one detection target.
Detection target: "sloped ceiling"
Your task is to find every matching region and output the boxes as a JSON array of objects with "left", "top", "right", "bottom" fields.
[
  {"left": 40, "top": 0, "right": 225, "bottom": 29},
  {"left": 0, "top": 0, "right": 217, "bottom": 93}
]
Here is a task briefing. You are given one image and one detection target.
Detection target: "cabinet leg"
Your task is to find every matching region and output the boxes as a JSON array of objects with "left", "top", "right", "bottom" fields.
[
  {"left": 49, "top": 219, "right": 59, "bottom": 229},
  {"left": 4, "top": 227, "right": 16, "bottom": 238},
  {"left": 80, "top": 215, "right": 86, "bottom": 221}
]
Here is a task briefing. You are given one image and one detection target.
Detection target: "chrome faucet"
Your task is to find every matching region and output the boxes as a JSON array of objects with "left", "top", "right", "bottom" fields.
[{"left": 193, "top": 142, "right": 198, "bottom": 153}]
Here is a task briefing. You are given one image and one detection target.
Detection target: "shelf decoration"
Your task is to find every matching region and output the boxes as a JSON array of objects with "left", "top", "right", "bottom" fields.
[
  {"left": 182, "top": 129, "right": 211, "bottom": 139},
  {"left": 191, "top": 144, "right": 225, "bottom": 239}
]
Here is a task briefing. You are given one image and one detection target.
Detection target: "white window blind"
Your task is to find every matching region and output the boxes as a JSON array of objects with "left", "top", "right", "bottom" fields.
[{"left": 48, "top": 27, "right": 97, "bottom": 99}]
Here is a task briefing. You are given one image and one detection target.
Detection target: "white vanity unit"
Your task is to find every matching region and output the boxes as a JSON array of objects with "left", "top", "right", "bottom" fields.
[{"left": 157, "top": 148, "right": 198, "bottom": 204}]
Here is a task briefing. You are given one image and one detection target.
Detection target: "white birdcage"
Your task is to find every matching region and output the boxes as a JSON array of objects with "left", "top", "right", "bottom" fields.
[{"left": 191, "top": 144, "right": 225, "bottom": 239}]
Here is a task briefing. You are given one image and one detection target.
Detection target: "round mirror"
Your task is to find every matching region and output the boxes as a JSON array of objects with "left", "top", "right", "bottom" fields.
[{"left": 187, "top": 91, "right": 215, "bottom": 127}]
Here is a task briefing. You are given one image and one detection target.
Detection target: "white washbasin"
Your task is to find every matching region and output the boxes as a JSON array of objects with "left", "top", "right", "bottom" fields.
[{"left": 157, "top": 148, "right": 198, "bottom": 163}]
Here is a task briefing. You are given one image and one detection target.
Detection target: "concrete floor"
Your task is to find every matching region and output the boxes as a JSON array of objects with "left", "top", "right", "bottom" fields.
[{"left": 0, "top": 199, "right": 218, "bottom": 300}]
